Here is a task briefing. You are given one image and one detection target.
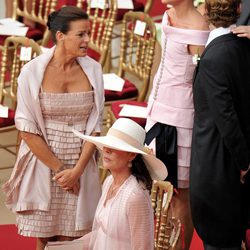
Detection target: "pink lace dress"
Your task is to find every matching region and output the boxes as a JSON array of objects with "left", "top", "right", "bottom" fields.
[{"left": 16, "top": 91, "right": 94, "bottom": 237}]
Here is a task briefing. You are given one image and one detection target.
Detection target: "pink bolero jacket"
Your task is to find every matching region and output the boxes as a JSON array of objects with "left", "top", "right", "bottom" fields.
[
  {"left": 86, "top": 175, "right": 154, "bottom": 250},
  {"left": 3, "top": 46, "right": 104, "bottom": 230}
]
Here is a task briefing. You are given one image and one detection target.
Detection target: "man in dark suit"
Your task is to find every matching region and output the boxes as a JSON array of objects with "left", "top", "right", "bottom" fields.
[{"left": 190, "top": 0, "right": 250, "bottom": 249}]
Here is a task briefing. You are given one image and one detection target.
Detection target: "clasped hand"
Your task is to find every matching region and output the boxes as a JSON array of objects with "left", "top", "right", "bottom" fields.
[{"left": 53, "top": 169, "right": 80, "bottom": 195}]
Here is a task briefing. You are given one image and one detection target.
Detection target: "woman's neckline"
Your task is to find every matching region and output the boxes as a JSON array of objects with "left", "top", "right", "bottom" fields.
[{"left": 103, "top": 175, "right": 133, "bottom": 207}]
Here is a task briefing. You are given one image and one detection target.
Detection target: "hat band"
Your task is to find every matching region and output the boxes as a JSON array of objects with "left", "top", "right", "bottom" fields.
[{"left": 108, "top": 128, "right": 143, "bottom": 151}]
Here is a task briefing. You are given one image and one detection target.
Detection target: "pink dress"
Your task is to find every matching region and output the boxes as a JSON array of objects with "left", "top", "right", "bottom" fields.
[
  {"left": 17, "top": 91, "right": 95, "bottom": 237},
  {"left": 146, "top": 12, "right": 209, "bottom": 188}
]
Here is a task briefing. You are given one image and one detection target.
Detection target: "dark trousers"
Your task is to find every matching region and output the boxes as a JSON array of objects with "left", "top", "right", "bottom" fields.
[{"left": 204, "top": 243, "right": 241, "bottom": 250}]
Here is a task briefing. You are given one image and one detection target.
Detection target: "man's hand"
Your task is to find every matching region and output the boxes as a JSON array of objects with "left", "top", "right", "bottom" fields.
[{"left": 232, "top": 25, "right": 250, "bottom": 39}]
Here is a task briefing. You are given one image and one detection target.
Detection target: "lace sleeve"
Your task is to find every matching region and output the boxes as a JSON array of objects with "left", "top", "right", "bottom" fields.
[{"left": 127, "top": 189, "right": 154, "bottom": 250}]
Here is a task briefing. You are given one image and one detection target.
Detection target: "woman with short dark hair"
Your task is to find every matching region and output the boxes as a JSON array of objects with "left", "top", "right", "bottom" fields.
[{"left": 3, "top": 6, "right": 104, "bottom": 250}]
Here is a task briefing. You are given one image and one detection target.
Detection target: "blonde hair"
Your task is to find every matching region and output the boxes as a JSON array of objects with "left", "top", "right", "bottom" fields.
[{"left": 205, "top": 0, "right": 241, "bottom": 27}]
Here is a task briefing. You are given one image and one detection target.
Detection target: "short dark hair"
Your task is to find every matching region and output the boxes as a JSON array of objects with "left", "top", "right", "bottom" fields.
[
  {"left": 47, "top": 6, "right": 89, "bottom": 43},
  {"left": 205, "top": 0, "right": 241, "bottom": 28}
]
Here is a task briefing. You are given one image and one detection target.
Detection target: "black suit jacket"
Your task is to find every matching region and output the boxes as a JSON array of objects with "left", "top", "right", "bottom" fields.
[{"left": 190, "top": 33, "right": 250, "bottom": 247}]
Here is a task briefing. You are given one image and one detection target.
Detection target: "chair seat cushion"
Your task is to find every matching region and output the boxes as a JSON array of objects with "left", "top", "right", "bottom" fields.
[
  {"left": 0, "top": 34, "right": 6, "bottom": 46},
  {"left": 0, "top": 108, "right": 15, "bottom": 128},
  {"left": 0, "top": 26, "right": 43, "bottom": 46},
  {"left": 110, "top": 100, "right": 147, "bottom": 127},
  {"left": 26, "top": 26, "right": 43, "bottom": 41},
  {"left": 105, "top": 79, "right": 138, "bottom": 102}
]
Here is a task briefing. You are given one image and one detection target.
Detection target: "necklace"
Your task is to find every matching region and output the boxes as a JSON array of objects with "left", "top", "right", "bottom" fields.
[
  {"left": 109, "top": 184, "right": 120, "bottom": 197},
  {"left": 106, "top": 177, "right": 129, "bottom": 201}
]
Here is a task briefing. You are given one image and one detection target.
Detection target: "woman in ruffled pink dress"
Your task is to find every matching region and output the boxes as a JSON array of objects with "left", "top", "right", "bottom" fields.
[{"left": 3, "top": 6, "right": 104, "bottom": 250}]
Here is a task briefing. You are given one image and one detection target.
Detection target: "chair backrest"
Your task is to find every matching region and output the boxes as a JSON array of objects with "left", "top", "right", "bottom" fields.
[
  {"left": 0, "top": 36, "right": 42, "bottom": 109},
  {"left": 118, "top": 11, "right": 156, "bottom": 102},
  {"left": 151, "top": 180, "right": 181, "bottom": 250},
  {"left": 76, "top": 0, "right": 117, "bottom": 69},
  {"left": 12, "top": 0, "right": 58, "bottom": 46},
  {"left": 142, "top": 0, "right": 153, "bottom": 13}
]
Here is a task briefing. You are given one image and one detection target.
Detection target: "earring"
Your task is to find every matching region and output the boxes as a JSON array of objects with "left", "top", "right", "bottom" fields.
[{"left": 128, "top": 161, "right": 132, "bottom": 168}]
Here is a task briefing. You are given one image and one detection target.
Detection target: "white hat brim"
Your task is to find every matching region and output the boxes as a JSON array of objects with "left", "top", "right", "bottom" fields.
[{"left": 73, "top": 129, "right": 168, "bottom": 180}]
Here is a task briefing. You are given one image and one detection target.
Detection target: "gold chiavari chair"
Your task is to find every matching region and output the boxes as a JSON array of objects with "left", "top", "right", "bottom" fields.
[
  {"left": 76, "top": 0, "right": 152, "bottom": 14},
  {"left": 106, "top": 11, "right": 156, "bottom": 128},
  {"left": 75, "top": 0, "right": 117, "bottom": 71},
  {"left": 109, "top": 0, "right": 153, "bottom": 60},
  {"left": 12, "top": 0, "right": 57, "bottom": 46},
  {"left": 0, "top": 36, "right": 42, "bottom": 169},
  {"left": 0, "top": 0, "right": 57, "bottom": 54},
  {"left": 143, "top": 0, "right": 153, "bottom": 14},
  {"left": 151, "top": 180, "right": 181, "bottom": 250}
]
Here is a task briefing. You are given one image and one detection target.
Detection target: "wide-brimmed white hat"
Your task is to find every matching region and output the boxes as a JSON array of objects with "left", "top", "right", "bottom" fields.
[{"left": 72, "top": 118, "right": 168, "bottom": 180}]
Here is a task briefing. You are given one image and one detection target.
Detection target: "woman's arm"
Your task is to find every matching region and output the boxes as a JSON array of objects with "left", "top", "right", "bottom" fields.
[
  {"left": 16, "top": 68, "right": 63, "bottom": 172},
  {"left": 20, "top": 132, "right": 63, "bottom": 171},
  {"left": 127, "top": 191, "right": 154, "bottom": 250}
]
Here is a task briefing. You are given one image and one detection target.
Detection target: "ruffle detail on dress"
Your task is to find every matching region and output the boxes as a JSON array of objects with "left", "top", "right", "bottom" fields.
[
  {"left": 45, "top": 122, "right": 86, "bottom": 132},
  {"left": 49, "top": 140, "right": 82, "bottom": 149},
  {"left": 176, "top": 127, "right": 192, "bottom": 147},
  {"left": 15, "top": 119, "right": 42, "bottom": 136},
  {"left": 47, "top": 134, "right": 82, "bottom": 144},
  {"left": 178, "top": 146, "right": 191, "bottom": 167}
]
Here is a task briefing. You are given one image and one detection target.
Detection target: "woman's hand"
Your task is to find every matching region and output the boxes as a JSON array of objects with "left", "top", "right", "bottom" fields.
[
  {"left": 232, "top": 25, "right": 250, "bottom": 39},
  {"left": 53, "top": 168, "right": 80, "bottom": 190}
]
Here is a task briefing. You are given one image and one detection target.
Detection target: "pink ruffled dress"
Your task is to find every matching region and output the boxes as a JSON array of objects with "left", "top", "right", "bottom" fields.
[
  {"left": 17, "top": 91, "right": 94, "bottom": 237},
  {"left": 146, "top": 12, "right": 209, "bottom": 188}
]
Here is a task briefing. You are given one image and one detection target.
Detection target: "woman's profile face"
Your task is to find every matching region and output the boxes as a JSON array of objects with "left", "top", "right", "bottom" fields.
[
  {"left": 61, "top": 19, "right": 91, "bottom": 57},
  {"left": 102, "top": 147, "right": 135, "bottom": 171}
]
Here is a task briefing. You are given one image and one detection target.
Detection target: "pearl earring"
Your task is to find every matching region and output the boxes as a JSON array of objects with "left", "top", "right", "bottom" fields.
[{"left": 128, "top": 161, "right": 132, "bottom": 168}]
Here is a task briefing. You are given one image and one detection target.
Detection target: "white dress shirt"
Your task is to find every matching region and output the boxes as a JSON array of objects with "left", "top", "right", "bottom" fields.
[{"left": 206, "top": 25, "right": 236, "bottom": 47}]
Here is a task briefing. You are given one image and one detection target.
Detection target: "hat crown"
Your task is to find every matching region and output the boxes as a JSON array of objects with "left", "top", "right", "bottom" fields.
[{"left": 111, "top": 118, "right": 145, "bottom": 146}]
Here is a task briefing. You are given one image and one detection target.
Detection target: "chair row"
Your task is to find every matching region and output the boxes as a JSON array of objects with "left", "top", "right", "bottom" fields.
[
  {"left": 0, "top": 0, "right": 153, "bottom": 53},
  {"left": 0, "top": 9, "right": 158, "bottom": 128}
]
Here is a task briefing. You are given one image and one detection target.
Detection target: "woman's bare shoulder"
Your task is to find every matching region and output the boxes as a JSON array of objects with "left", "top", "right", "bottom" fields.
[{"left": 190, "top": 10, "right": 209, "bottom": 30}]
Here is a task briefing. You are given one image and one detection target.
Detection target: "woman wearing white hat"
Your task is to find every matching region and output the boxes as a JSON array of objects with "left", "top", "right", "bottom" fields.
[{"left": 71, "top": 118, "right": 168, "bottom": 250}]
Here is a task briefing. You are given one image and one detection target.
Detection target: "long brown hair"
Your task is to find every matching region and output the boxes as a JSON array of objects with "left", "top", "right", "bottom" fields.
[{"left": 131, "top": 154, "right": 152, "bottom": 191}]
